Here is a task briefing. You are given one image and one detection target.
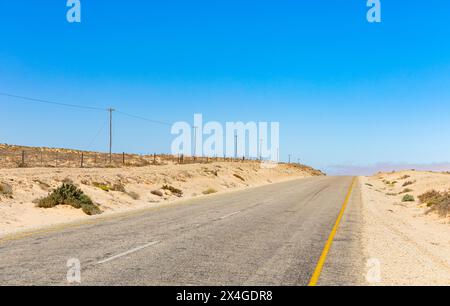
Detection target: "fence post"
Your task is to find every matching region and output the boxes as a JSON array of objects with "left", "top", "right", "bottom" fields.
[
  {"left": 21, "top": 150, "right": 25, "bottom": 166},
  {"left": 81, "top": 153, "right": 84, "bottom": 168},
  {"left": 153, "top": 153, "right": 156, "bottom": 164},
  {"left": 122, "top": 152, "right": 125, "bottom": 165}
]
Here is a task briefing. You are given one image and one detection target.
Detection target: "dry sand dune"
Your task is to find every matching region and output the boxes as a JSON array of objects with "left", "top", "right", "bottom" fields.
[
  {"left": 361, "top": 171, "right": 450, "bottom": 285},
  {"left": 0, "top": 159, "right": 323, "bottom": 236}
]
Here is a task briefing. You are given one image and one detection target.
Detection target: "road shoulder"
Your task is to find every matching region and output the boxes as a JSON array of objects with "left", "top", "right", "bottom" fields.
[
  {"left": 318, "top": 177, "right": 366, "bottom": 286},
  {"left": 360, "top": 175, "right": 450, "bottom": 285}
]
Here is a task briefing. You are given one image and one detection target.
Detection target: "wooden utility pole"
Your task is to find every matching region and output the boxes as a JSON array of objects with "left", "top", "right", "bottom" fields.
[
  {"left": 193, "top": 126, "right": 198, "bottom": 158},
  {"left": 234, "top": 131, "right": 238, "bottom": 159},
  {"left": 108, "top": 108, "right": 115, "bottom": 164},
  {"left": 259, "top": 138, "right": 263, "bottom": 160}
]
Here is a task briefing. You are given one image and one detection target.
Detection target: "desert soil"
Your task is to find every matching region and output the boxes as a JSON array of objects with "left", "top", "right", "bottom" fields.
[
  {"left": 0, "top": 161, "right": 322, "bottom": 236},
  {"left": 361, "top": 171, "right": 450, "bottom": 285}
]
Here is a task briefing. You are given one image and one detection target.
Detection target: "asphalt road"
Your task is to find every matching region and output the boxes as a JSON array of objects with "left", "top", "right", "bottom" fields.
[{"left": 0, "top": 176, "right": 365, "bottom": 286}]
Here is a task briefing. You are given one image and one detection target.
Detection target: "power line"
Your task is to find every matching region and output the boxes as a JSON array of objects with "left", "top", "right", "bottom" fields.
[
  {"left": 0, "top": 92, "right": 106, "bottom": 111},
  {"left": 0, "top": 91, "right": 174, "bottom": 127},
  {"left": 86, "top": 119, "right": 108, "bottom": 150},
  {"left": 108, "top": 108, "right": 115, "bottom": 163},
  {"left": 115, "top": 110, "right": 173, "bottom": 126},
  {"left": 0, "top": 91, "right": 175, "bottom": 157}
]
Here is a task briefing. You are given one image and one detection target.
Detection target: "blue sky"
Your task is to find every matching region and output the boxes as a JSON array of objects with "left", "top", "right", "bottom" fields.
[{"left": 1, "top": 1, "right": 450, "bottom": 174}]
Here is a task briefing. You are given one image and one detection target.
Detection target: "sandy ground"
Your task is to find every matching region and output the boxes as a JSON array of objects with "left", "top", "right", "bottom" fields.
[
  {"left": 0, "top": 161, "right": 322, "bottom": 237},
  {"left": 360, "top": 171, "right": 450, "bottom": 285}
]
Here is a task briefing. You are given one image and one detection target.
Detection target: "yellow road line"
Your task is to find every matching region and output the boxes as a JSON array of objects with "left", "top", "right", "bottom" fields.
[{"left": 308, "top": 177, "right": 357, "bottom": 286}]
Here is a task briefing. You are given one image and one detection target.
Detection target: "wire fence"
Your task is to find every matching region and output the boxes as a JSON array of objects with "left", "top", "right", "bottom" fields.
[{"left": 0, "top": 149, "right": 261, "bottom": 169}]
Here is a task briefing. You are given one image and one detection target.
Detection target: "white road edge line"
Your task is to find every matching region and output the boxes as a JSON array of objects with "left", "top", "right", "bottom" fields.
[
  {"left": 219, "top": 211, "right": 241, "bottom": 220},
  {"left": 97, "top": 241, "right": 160, "bottom": 265}
]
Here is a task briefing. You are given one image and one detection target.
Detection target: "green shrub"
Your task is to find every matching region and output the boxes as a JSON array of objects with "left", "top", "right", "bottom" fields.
[
  {"left": 402, "top": 194, "right": 415, "bottom": 202},
  {"left": 37, "top": 183, "right": 101, "bottom": 215},
  {"left": 92, "top": 182, "right": 111, "bottom": 192}
]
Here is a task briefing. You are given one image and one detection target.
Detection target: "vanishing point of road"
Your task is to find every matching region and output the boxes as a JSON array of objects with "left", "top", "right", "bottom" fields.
[{"left": 0, "top": 176, "right": 365, "bottom": 285}]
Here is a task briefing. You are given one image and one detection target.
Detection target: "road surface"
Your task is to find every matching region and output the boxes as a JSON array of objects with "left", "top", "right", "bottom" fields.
[{"left": 0, "top": 176, "right": 365, "bottom": 285}]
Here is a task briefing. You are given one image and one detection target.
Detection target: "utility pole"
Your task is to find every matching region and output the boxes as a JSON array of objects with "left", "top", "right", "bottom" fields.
[
  {"left": 234, "top": 131, "right": 238, "bottom": 159},
  {"left": 193, "top": 126, "right": 198, "bottom": 158},
  {"left": 108, "top": 108, "right": 115, "bottom": 164},
  {"left": 259, "top": 138, "right": 263, "bottom": 160}
]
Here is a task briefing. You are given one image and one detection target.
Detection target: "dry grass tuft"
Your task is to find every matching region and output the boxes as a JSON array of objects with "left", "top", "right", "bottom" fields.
[{"left": 202, "top": 188, "right": 217, "bottom": 195}]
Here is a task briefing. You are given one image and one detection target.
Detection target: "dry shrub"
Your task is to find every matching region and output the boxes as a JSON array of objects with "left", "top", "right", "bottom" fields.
[
  {"left": 400, "top": 188, "right": 414, "bottom": 194},
  {"left": 0, "top": 182, "right": 13, "bottom": 195},
  {"left": 419, "top": 190, "right": 450, "bottom": 217},
  {"left": 402, "top": 180, "right": 415, "bottom": 187},
  {"left": 162, "top": 185, "right": 183, "bottom": 197},
  {"left": 202, "top": 188, "right": 217, "bottom": 195},
  {"left": 112, "top": 182, "right": 126, "bottom": 193},
  {"left": 233, "top": 174, "right": 245, "bottom": 182}
]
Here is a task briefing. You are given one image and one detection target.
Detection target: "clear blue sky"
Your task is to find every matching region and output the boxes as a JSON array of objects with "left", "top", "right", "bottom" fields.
[{"left": 1, "top": 1, "right": 450, "bottom": 174}]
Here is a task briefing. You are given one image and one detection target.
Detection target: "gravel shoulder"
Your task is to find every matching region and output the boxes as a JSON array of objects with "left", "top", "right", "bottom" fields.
[{"left": 360, "top": 172, "right": 450, "bottom": 285}]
